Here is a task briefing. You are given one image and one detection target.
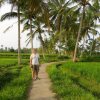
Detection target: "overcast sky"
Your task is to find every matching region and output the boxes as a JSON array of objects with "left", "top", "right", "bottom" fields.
[{"left": 0, "top": 4, "right": 40, "bottom": 49}]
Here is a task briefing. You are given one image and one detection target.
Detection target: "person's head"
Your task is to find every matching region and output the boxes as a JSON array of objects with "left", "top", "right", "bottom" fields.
[{"left": 32, "top": 48, "right": 37, "bottom": 54}]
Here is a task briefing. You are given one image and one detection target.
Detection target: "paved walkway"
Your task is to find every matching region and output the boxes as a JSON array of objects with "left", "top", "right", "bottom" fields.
[{"left": 28, "top": 63, "right": 57, "bottom": 100}]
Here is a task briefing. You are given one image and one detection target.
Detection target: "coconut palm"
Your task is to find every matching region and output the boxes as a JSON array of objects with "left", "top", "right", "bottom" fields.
[
  {"left": 0, "top": 0, "right": 24, "bottom": 67},
  {"left": 49, "top": 0, "right": 74, "bottom": 32},
  {"left": 17, "top": 0, "right": 21, "bottom": 67},
  {"left": 73, "top": 0, "right": 100, "bottom": 62},
  {"left": 49, "top": 0, "right": 82, "bottom": 57},
  {"left": 0, "top": 0, "right": 5, "bottom": 7},
  {"left": 79, "top": 11, "right": 99, "bottom": 56},
  {"left": 22, "top": 17, "right": 49, "bottom": 59},
  {"left": 73, "top": 0, "right": 86, "bottom": 62},
  {"left": 24, "top": 0, "right": 49, "bottom": 52},
  {"left": 0, "top": 0, "right": 48, "bottom": 65}
]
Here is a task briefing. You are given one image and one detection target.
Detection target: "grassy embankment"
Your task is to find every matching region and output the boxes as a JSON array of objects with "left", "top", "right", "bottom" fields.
[
  {"left": 0, "top": 58, "right": 31, "bottom": 100},
  {"left": 47, "top": 60, "right": 100, "bottom": 100}
]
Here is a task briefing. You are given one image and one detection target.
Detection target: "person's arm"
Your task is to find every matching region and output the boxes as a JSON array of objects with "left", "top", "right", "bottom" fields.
[
  {"left": 38, "top": 54, "right": 41, "bottom": 67},
  {"left": 30, "top": 55, "right": 32, "bottom": 67}
]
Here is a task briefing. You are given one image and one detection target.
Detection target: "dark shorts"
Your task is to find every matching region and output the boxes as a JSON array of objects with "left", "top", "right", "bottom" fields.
[{"left": 31, "top": 65, "right": 39, "bottom": 72}]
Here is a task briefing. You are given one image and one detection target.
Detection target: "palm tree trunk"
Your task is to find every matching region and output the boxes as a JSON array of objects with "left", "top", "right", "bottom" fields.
[
  {"left": 42, "top": 46, "right": 46, "bottom": 60},
  {"left": 30, "top": 18, "right": 33, "bottom": 52},
  {"left": 38, "top": 32, "right": 45, "bottom": 60},
  {"left": 57, "top": 15, "right": 62, "bottom": 32},
  {"left": 80, "top": 37, "right": 85, "bottom": 56},
  {"left": 17, "top": 5, "right": 21, "bottom": 67},
  {"left": 90, "top": 35, "right": 94, "bottom": 56},
  {"left": 73, "top": 6, "right": 85, "bottom": 62}
]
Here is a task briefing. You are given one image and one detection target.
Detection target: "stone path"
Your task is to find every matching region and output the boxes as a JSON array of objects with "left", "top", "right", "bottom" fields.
[{"left": 28, "top": 63, "right": 57, "bottom": 100}]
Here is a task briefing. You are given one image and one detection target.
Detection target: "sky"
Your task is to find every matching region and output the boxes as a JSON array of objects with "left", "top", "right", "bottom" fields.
[{"left": 0, "top": 4, "right": 40, "bottom": 49}]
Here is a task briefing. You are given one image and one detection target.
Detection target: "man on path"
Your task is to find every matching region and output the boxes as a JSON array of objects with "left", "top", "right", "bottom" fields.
[{"left": 30, "top": 48, "right": 40, "bottom": 80}]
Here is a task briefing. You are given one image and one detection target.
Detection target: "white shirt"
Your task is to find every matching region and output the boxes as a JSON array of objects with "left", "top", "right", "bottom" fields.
[{"left": 30, "top": 53, "right": 39, "bottom": 65}]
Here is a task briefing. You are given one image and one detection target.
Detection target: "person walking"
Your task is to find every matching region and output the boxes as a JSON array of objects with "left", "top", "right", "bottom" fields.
[{"left": 30, "top": 48, "right": 40, "bottom": 80}]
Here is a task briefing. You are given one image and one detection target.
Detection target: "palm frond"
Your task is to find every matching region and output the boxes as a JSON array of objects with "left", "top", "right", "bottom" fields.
[
  {"left": 1, "top": 12, "right": 18, "bottom": 21},
  {"left": 89, "top": 28, "right": 98, "bottom": 35},
  {"left": 0, "top": 0, "right": 5, "bottom": 7},
  {"left": 3, "top": 21, "right": 17, "bottom": 33}
]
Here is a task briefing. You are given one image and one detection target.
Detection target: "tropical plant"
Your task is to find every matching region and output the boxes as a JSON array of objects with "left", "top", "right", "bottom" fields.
[
  {"left": 0, "top": 0, "right": 24, "bottom": 67},
  {"left": 73, "top": 0, "right": 100, "bottom": 62},
  {"left": 23, "top": 0, "right": 49, "bottom": 52}
]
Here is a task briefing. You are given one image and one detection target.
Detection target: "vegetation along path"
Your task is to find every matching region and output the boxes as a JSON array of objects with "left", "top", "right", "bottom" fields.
[{"left": 28, "top": 63, "right": 58, "bottom": 100}]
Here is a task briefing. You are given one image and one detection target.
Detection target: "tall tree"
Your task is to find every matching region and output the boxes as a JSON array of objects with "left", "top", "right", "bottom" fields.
[
  {"left": 17, "top": 1, "right": 21, "bottom": 67},
  {"left": 73, "top": 5, "right": 85, "bottom": 62},
  {"left": 0, "top": 0, "right": 23, "bottom": 67},
  {"left": 22, "top": 17, "right": 47, "bottom": 59},
  {"left": 73, "top": 0, "right": 100, "bottom": 62},
  {"left": 24, "top": 0, "right": 49, "bottom": 52}
]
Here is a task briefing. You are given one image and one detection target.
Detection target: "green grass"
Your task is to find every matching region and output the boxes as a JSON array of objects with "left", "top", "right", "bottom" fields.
[
  {"left": 0, "top": 53, "right": 69, "bottom": 62},
  {"left": 0, "top": 58, "right": 31, "bottom": 100},
  {"left": 0, "top": 66, "right": 31, "bottom": 100},
  {"left": 0, "top": 53, "right": 30, "bottom": 59},
  {"left": 79, "top": 54, "right": 100, "bottom": 62},
  {"left": 47, "top": 61, "right": 100, "bottom": 100},
  {"left": 0, "top": 53, "right": 69, "bottom": 100},
  {"left": 0, "top": 59, "right": 17, "bottom": 67},
  {"left": 63, "top": 61, "right": 100, "bottom": 82}
]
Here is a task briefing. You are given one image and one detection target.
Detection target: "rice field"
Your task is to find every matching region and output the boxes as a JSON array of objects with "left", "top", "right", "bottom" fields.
[
  {"left": 47, "top": 60, "right": 100, "bottom": 100},
  {"left": 0, "top": 57, "right": 31, "bottom": 100},
  {"left": 0, "top": 53, "right": 68, "bottom": 100}
]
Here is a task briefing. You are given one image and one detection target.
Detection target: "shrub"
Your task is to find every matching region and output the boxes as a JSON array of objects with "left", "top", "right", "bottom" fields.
[{"left": 80, "top": 55, "right": 100, "bottom": 62}]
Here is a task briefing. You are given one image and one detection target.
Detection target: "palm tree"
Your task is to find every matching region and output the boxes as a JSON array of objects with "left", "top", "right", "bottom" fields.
[
  {"left": 22, "top": 17, "right": 47, "bottom": 59},
  {"left": 24, "top": 0, "right": 49, "bottom": 52},
  {"left": 73, "top": 0, "right": 100, "bottom": 62},
  {"left": 1, "top": 0, "right": 23, "bottom": 67},
  {"left": 73, "top": 0, "right": 86, "bottom": 62},
  {"left": 49, "top": 0, "right": 81, "bottom": 57},
  {"left": 17, "top": 2, "right": 22, "bottom": 67},
  {"left": 0, "top": 0, "right": 5, "bottom": 7},
  {"left": 49, "top": 0, "right": 73, "bottom": 32}
]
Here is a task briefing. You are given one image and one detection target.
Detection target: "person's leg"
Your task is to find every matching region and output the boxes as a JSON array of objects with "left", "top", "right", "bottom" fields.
[
  {"left": 34, "top": 65, "right": 37, "bottom": 79},
  {"left": 31, "top": 65, "right": 36, "bottom": 80},
  {"left": 36, "top": 65, "right": 39, "bottom": 79},
  {"left": 33, "top": 70, "right": 36, "bottom": 79},
  {"left": 31, "top": 69, "right": 34, "bottom": 79},
  {"left": 36, "top": 71, "right": 38, "bottom": 78}
]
